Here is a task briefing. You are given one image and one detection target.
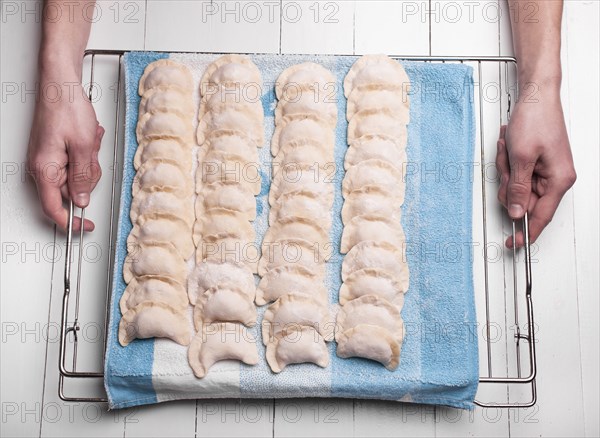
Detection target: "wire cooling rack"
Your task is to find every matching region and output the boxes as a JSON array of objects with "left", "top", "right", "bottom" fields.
[{"left": 57, "top": 50, "right": 536, "bottom": 408}]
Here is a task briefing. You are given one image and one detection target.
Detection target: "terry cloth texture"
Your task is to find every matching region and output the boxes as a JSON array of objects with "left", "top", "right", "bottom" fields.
[{"left": 104, "top": 52, "right": 478, "bottom": 410}]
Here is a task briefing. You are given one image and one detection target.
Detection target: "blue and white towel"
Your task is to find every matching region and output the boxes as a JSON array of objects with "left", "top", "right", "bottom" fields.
[{"left": 104, "top": 52, "right": 478, "bottom": 410}]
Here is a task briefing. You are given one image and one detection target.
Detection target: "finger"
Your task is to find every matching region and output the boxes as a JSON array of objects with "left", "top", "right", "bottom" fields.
[
  {"left": 37, "top": 180, "right": 69, "bottom": 230},
  {"left": 70, "top": 216, "right": 96, "bottom": 233},
  {"left": 507, "top": 151, "right": 535, "bottom": 220},
  {"left": 495, "top": 128, "right": 510, "bottom": 209},
  {"left": 68, "top": 126, "right": 103, "bottom": 208},
  {"left": 59, "top": 183, "right": 96, "bottom": 232},
  {"left": 37, "top": 181, "right": 95, "bottom": 232},
  {"left": 512, "top": 164, "right": 577, "bottom": 246},
  {"left": 499, "top": 124, "right": 507, "bottom": 141},
  {"left": 506, "top": 232, "right": 518, "bottom": 249},
  {"left": 527, "top": 187, "right": 565, "bottom": 245},
  {"left": 505, "top": 191, "right": 539, "bottom": 249},
  {"left": 89, "top": 125, "right": 105, "bottom": 193}
]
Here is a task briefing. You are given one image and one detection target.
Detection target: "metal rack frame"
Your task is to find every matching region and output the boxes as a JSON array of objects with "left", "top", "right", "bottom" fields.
[{"left": 58, "top": 50, "right": 536, "bottom": 408}]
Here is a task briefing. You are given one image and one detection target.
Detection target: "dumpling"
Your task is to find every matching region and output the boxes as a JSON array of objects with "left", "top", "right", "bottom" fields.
[
  {"left": 132, "top": 159, "right": 193, "bottom": 197},
  {"left": 335, "top": 295, "right": 404, "bottom": 340},
  {"left": 275, "top": 62, "right": 336, "bottom": 100},
  {"left": 193, "top": 286, "right": 257, "bottom": 329},
  {"left": 193, "top": 207, "right": 255, "bottom": 246},
  {"left": 342, "top": 158, "right": 404, "bottom": 201},
  {"left": 196, "top": 180, "right": 257, "bottom": 222},
  {"left": 272, "top": 141, "right": 334, "bottom": 174},
  {"left": 343, "top": 54, "right": 410, "bottom": 99},
  {"left": 271, "top": 114, "right": 334, "bottom": 156},
  {"left": 275, "top": 90, "right": 337, "bottom": 128},
  {"left": 341, "top": 240, "right": 408, "bottom": 288},
  {"left": 340, "top": 214, "right": 405, "bottom": 254},
  {"left": 197, "top": 151, "right": 261, "bottom": 195},
  {"left": 197, "top": 103, "right": 264, "bottom": 146},
  {"left": 123, "top": 242, "right": 187, "bottom": 285},
  {"left": 199, "top": 87, "right": 263, "bottom": 118},
  {"left": 196, "top": 234, "right": 257, "bottom": 259},
  {"left": 345, "top": 135, "right": 407, "bottom": 171},
  {"left": 347, "top": 109, "right": 408, "bottom": 144},
  {"left": 266, "top": 326, "right": 329, "bottom": 373},
  {"left": 256, "top": 264, "right": 326, "bottom": 306},
  {"left": 269, "top": 162, "right": 334, "bottom": 206},
  {"left": 119, "top": 301, "right": 191, "bottom": 346},
  {"left": 262, "top": 294, "right": 334, "bottom": 343},
  {"left": 188, "top": 322, "right": 259, "bottom": 378},
  {"left": 198, "top": 233, "right": 260, "bottom": 274},
  {"left": 136, "top": 111, "right": 193, "bottom": 143},
  {"left": 199, "top": 147, "right": 258, "bottom": 167},
  {"left": 336, "top": 323, "right": 401, "bottom": 370},
  {"left": 262, "top": 216, "right": 330, "bottom": 258},
  {"left": 119, "top": 275, "right": 188, "bottom": 315},
  {"left": 139, "top": 86, "right": 194, "bottom": 117},
  {"left": 258, "top": 238, "right": 329, "bottom": 277},
  {"left": 138, "top": 59, "right": 193, "bottom": 95},
  {"left": 346, "top": 88, "right": 409, "bottom": 122},
  {"left": 130, "top": 189, "right": 194, "bottom": 226},
  {"left": 188, "top": 259, "right": 255, "bottom": 305},
  {"left": 200, "top": 54, "right": 262, "bottom": 91},
  {"left": 134, "top": 138, "right": 191, "bottom": 171},
  {"left": 198, "top": 130, "right": 259, "bottom": 164},
  {"left": 269, "top": 190, "right": 331, "bottom": 229},
  {"left": 127, "top": 213, "right": 194, "bottom": 259},
  {"left": 341, "top": 185, "right": 401, "bottom": 225},
  {"left": 339, "top": 268, "right": 407, "bottom": 306}
]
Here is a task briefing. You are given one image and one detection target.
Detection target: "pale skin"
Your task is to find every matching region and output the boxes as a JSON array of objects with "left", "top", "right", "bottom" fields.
[
  {"left": 27, "top": 0, "right": 103, "bottom": 232},
  {"left": 28, "top": 0, "right": 576, "bottom": 246},
  {"left": 499, "top": 0, "right": 577, "bottom": 248}
]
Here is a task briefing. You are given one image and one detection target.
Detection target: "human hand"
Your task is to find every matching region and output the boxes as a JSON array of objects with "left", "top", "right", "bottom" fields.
[
  {"left": 495, "top": 88, "right": 576, "bottom": 248},
  {"left": 27, "top": 74, "right": 104, "bottom": 232}
]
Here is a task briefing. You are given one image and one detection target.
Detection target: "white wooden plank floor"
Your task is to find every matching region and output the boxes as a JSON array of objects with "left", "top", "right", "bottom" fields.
[{"left": 1, "top": 1, "right": 598, "bottom": 437}]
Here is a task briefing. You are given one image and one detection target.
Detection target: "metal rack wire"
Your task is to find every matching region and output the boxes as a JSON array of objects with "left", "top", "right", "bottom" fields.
[{"left": 58, "top": 50, "right": 536, "bottom": 407}]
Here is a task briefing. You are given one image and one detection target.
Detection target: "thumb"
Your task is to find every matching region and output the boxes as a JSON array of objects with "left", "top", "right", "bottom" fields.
[
  {"left": 68, "top": 125, "right": 104, "bottom": 208},
  {"left": 507, "top": 151, "right": 535, "bottom": 219}
]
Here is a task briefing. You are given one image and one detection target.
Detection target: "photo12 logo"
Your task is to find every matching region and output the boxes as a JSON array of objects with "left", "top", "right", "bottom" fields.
[
  {"left": 200, "top": 1, "right": 340, "bottom": 24},
  {"left": 1, "top": 1, "right": 141, "bottom": 24}
]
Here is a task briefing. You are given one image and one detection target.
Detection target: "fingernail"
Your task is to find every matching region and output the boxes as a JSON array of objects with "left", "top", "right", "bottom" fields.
[
  {"left": 75, "top": 193, "right": 90, "bottom": 207},
  {"left": 509, "top": 204, "right": 524, "bottom": 218}
]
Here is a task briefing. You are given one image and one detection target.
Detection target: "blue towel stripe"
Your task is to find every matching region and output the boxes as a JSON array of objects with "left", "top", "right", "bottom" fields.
[{"left": 103, "top": 51, "right": 168, "bottom": 409}]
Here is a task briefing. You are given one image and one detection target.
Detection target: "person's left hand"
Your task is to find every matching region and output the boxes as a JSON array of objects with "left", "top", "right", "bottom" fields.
[{"left": 495, "top": 89, "right": 576, "bottom": 248}]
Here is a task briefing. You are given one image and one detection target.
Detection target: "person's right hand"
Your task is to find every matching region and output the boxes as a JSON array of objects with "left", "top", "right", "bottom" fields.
[{"left": 27, "top": 75, "right": 104, "bottom": 232}]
